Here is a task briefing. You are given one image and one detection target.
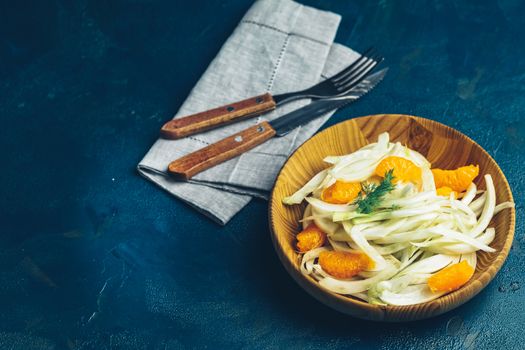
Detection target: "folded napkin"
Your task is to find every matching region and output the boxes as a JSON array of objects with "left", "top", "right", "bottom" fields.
[{"left": 138, "top": 0, "right": 360, "bottom": 224}]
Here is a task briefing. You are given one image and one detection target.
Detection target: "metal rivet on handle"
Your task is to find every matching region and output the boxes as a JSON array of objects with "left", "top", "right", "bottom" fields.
[
  {"left": 257, "top": 126, "right": 265, "bottom": 132},
  {"left": 234, "top": 135, "right": 243, "bottom": 142},
  {"left": 255, "top": 97, "right": 263, "bottom": 104},
  {"left": 227, "top": 106, "right": 235, "bottom": 112}
]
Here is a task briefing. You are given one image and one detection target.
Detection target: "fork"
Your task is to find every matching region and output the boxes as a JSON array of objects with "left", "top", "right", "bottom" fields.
[{"left": 160, "top": 48, "right": 383, "bottom": 139}]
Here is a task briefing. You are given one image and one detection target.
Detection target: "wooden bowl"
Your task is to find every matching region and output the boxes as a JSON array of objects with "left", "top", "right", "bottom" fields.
[{"left": 269, "top": 114, "right": 515, "bottom": 322}]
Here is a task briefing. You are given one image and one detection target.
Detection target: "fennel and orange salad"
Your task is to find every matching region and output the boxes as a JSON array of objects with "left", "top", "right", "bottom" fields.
[{"left": 283, "top": 132, "right": 514, "bottom": 306}]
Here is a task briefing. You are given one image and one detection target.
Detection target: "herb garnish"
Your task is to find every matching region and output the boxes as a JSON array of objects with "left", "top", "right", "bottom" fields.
[{"left": 354, "top": 169, "right": 396, "bottom": 214}]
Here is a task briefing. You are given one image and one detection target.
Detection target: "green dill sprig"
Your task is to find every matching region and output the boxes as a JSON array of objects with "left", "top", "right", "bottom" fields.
[{"left": 354, "top": 169, "right": 396, "bottom": 214}]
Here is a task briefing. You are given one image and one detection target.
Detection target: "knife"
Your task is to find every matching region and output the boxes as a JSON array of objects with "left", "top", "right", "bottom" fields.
[{"left": 167, "top": 68, "right": 387, "bottom": 180}]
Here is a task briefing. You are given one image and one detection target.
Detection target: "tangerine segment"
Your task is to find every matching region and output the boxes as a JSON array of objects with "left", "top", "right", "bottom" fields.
[
  {"left": 427, "top": 260, "right": 475, "bottom": 293},
  {"left": 432, "top": 165, "right": 479, "bottom": 192},
  {"left": 375, "top": 156, "right": 422, "bottom": 183},
  {"left": 436, "top": 186, "right": 457, "bottom": 199},
  {"left": 321, "top": 181, "right": 361, "bottom": 204},
  {"left": 296, "top": 223, "right": 326, "bottom": 253},
  {"left": 318, "top": 251, "right": 373, "bottom": 279}
]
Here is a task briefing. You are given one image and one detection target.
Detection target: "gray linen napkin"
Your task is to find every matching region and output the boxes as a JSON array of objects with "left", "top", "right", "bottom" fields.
[{"left": 138, "top": 0, "right": 360, "bottom": 224}]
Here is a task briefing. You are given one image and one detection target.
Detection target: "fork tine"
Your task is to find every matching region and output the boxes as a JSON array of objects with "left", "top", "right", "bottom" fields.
[
  {"left": 330, "top": 48, "right": 376, "bottom": 83},
  {"left": 330, "top": 47, "right": 376, "bottom": 82},
  {"left": 334, "top": 53, "right": 382, "bottom": 86},
  {"left": 334, "top": 52, "right": 382, "bottom": 87},
  {"left": 335, "top": 56, "right": 383, "bottom": 92},
  {"left": 337, "top": 57, "right": 378, "bottom": 92},
  {"left": 334, "top": 58, "right": 376, "bottom": 86}
]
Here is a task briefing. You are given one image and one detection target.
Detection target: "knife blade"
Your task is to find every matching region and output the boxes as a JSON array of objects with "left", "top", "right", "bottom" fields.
[{"left": 167, "top": 68, "right": 388, "bottom": 180}]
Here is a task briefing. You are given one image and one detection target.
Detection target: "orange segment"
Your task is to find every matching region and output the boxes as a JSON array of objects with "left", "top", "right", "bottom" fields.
[
  {"left": 296, "top": 223, "right": 326, "bottom": 253},
  {"left": 432, "top": 165, "right": 479, "bottom": 192},
  {"left": 427, "top": 260, "right": 474, "bottom": 293},
  {"left": 318, "top": 251, "right": 373, "bottom": 279},
  {"left": 436, "top": 186, "right": 457, "bottom": 199},
  {"left": 321, "top": 181, "right": 361, "bottom": 204},
  {"left": 375, "top": 156, "right": 421, "bottom": 183}
]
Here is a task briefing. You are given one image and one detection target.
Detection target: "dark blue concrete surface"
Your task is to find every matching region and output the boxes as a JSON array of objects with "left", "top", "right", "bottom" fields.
[{"left": 1, "top": 0, "right": 524, "bottom": 349}]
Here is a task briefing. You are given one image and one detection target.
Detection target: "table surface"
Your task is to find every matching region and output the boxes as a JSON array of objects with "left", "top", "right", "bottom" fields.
[{"left": 1, "top": 0, "right": 524, "bottom": 349}]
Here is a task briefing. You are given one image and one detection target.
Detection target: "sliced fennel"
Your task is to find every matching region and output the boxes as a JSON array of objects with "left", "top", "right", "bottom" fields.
[{"left": 286, "top": 132, "right": 514, "bottom": 306}]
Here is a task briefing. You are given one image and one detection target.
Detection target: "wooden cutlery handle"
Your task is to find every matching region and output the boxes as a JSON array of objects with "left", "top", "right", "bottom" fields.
[
  {"left": 160, "top": 93, "right": 276, "bottom": 139},
  {"left": 168, "top": 121, "right": 276, "bottom": 180}
]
